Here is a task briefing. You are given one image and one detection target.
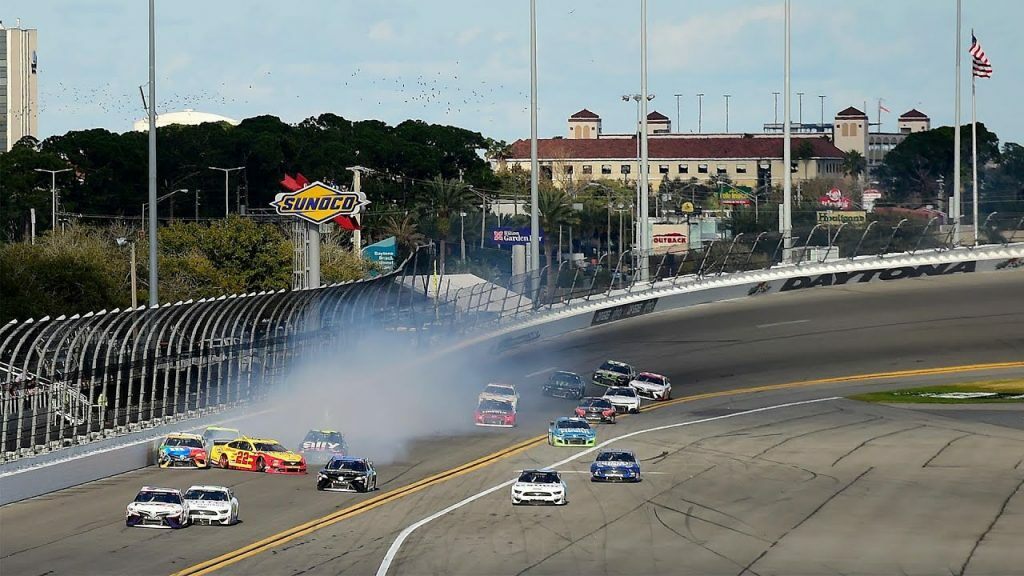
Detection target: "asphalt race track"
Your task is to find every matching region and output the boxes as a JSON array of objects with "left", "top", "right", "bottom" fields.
[{"left": 1, "top": 270, "right": 1022, "bottom": 575}]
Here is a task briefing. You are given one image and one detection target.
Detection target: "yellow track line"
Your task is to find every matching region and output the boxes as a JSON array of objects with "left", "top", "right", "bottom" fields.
[{"left": 171, "top": 359, "right": 1024, "bottom": 575}]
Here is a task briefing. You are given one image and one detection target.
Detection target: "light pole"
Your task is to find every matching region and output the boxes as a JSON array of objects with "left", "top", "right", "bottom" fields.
[
  {"left": 724, "top": 94, "right": 732, "bottom": 132},
  {"left": 460, "top": 211, "right": 467, "bottom": 261},
  {"left": 116, "top": 237, "right": 138, "bottom": 309},
  {"left": 142, "top": 188, "right": 189, "bottom": 226},
  {"left": 797, "top": 91, "right": 805, "bottom": 126},
  {"left": 33, "top": 168, "right": 72, "bottom": 231},
  {"left": 783, "top": 0, "right": 793, "bottom": 261},
  {"left": 529, "top": 0, "right": 540, "bottom": 273},
  {"left": 147, "top": 0, "right": 158, "bottom": 306},
  {"left": 587, "top": 182, "right": 614, "bottom": 259},
  {"left": 772, "top": 91, "right": 780, "bottom": 126},
  {"left": 818, "top": 95, "right": 826, "bottom": 127},
  {"left": 208, "top": 166, "right": 245, "bottom": 216},
  {"left": 674, "top": 93, "right": 683, "bottom": 133},
  {"left": 697, "top": 93, "right": 705, "bottom": 133},
  {"left": 622, "top": 92, "right": 654, "bottom": 262}
]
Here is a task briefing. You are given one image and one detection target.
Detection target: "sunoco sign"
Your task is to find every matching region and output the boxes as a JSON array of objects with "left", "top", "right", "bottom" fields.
[
  {"left": 271, "top": 181, "right": 369, "bottom": 225},
  {"left": 779, "top": 262, "right": 976, "bottom": 291}
]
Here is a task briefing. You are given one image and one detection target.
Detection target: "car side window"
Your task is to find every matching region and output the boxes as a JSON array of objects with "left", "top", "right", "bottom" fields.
[
  {"left": 227, "top": 441, "right": 241, "bottom": 450},
  {"left": 242, "top": 442, "right": 254, "bottom": 451}
]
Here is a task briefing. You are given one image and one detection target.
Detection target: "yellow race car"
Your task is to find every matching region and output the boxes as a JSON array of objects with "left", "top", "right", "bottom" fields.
[{"left": 210, "top": 436, "right": 307, "bottom": 475}]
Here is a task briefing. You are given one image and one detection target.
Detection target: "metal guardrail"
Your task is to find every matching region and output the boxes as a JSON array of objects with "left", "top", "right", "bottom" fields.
[{"left": 2, "top": 216, "right": 1021, "bottom": 461}]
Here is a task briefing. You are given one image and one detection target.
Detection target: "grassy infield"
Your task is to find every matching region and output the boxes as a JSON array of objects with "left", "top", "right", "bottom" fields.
[{"left": 851, "top": 379, "right": 1024, "bottom": 404}]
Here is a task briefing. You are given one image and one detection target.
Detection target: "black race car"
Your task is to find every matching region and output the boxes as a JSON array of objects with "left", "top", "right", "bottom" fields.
[
  {"left": 542, "top": 371, "right": 586, "bottom": 399},
  {"left": 316, "top": 456, "right": 377, "bottom": 492}
]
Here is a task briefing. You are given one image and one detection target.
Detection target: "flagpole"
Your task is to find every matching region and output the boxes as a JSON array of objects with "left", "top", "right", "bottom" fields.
[
  {"left": 971, "top": 71, "right": 979, "bottom": 246},
  {"left": 952, "top": 0, "right": 962, "bottom": 245}
]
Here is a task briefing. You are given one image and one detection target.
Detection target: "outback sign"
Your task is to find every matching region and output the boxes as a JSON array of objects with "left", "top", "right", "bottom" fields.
[
  {"left": 271, "top": 181, "right": 370, "bottom": 225},
  {"left": 780, "top": 261, "right": 976, "bottom": 292}
]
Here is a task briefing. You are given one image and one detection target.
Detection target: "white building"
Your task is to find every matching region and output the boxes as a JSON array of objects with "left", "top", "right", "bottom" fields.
[
  {"left": 1, "top": 20, "right": 38, "bottom": 152},
  {"left": 132, "top": 109, "right": 239, "bottom": 132}
]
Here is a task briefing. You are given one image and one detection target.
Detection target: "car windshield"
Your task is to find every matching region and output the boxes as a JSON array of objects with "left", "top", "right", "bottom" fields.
[
  {"left": 608, "top": 388, "right": 636, "bottom": 397},
  {"left": 600, "top": 362, "right": 631, "bottom": 375},
  {"left": 597, "top": 452, "right": 635, "bottom": 463},
  {"left": 184, "top": 489, "right": 229, "bottom": 501},
  {"left": 303, "top": 431, "right": 345, "bottom": 444},
  {"left": 254, "top": 442, "right": 288, "bottom": 452},
  {"left": 557, "top": 419, "right": 590, "bottom": 430},
  {"left": 579, "top": 398, "right": 612, "bottom": 408},
  {"left": 479, "top": 400, "right": 512, "bottom": 412},
  {"left": 637, "top": 374, "right": 664, "bottom": 384},
  {"left": 164, "top": 437, "right": 203, "bottom": 448},
  {"left": 552, "top": 373, "right": 581, "bottom": 385},
  {"left": 135, "top": 491, "right": 181, "bottom": 504},
  {"left": 327, "top": 459, "right": 367, "bottom": 472},
  {"left": 518, "top": 471, "right": 559, "bottom": 484},
  {"left": 484, "top": 385, "right": 513, "bottom": 395}
]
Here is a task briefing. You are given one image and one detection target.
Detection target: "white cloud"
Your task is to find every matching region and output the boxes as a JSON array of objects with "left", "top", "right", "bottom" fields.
[{"left": 368, "top": 20, "right": 396, "bottom": 42}]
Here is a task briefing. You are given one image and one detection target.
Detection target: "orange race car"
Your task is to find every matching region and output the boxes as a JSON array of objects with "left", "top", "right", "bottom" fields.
[{"left": 209, "top": 436, "right": 307, "bottom": 474}]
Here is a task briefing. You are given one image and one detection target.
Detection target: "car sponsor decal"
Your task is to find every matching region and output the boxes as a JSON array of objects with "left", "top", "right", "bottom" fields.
[
  {"left": 591, "top": 298, "right": 659, "bottom": 327},
  {"left": 779, "top": 261, "right": 976, "bottom": 292},
  {"left": 302, "top": 441, "right": 343, "bottom": 452}
]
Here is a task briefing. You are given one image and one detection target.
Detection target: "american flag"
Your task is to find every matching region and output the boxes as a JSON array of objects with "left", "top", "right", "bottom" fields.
[{"left": 970, "top": 33, "right": 992, "bottom": 78}]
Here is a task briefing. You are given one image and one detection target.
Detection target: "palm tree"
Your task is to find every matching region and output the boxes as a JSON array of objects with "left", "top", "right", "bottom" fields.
[
  {"left": 796, "top": 140, "right": 816, "bottom": 180},
  {"left": 842, "top": 150, "right": 867, "bottom": 180},
  {"left": 419, "top": 176, "right": 474, "bottom": 274},
  {"left": 381, "top": 214, "right": 425, "bottom": 256},
  {"left": 531, "top": 186, "right": 578, "bottom": 291}
]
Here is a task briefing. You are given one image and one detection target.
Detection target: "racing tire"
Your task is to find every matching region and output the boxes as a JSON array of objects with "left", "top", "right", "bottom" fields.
[
  {"left": 255, "top": 457, "right": 266, "bottom": 473},
  {"left": 219, "top": 454, "right": 229, "bottom": 469},
  {"left": 547, "top": 435, "right": 553, "bottom": 446},
  {"left": 556, "top": 497, "right": 567, "bottom": 506},
  {"left": 316, "top": 481, "right": 326, "bottom": 491}
]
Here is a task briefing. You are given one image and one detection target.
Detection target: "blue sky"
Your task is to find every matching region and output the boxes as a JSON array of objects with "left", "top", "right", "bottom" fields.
[{"left": 7, "top": 0, "right": 1023, "bottom": 145}]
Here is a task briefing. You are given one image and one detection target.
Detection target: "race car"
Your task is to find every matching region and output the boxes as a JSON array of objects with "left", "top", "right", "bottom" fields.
[
  {"left": 184, "top": 485, "right": 239, "bottom": 526},
  {"left": 603, "top": 386, "right": 641, "bottom": 414},
  {"left": 316, "top": 456, "right": 377, "bottom": 492},
  {"left": 590, "top": 449, "right": 641, "bottom": 482},
  {"left": 210, "top": 436, "right": 307, "bottom": 474},
  {"left": 201, "top": 426, "right": 241, "bottom": 452},
  {"left": 575, "top": 397, "right": 617, "bottom": 423},
  {"left": 629, "top": 372, "right": 672, "bottom": 400},
  {"left": 592, "top": 360, "right": 637, "bottom": 387},
  {"left": 547, "top": 417, "right": 597, "bottom": 447},
  {"left": 511, "top": 469, "right": 567, "bottom": 506},
  {"left": 157, "top": 433, "right": 209, "bottom": 469},
  {"left": 478, "top": 383, "right": 519, "bottom": 410},
  {"left": 298, "top": 429, "right": 349, "bottom": 465},
  {"left": 542, "top": 371, "right": 586, "bottom": 399},
  {"left": 125, "top": 486, "right": 190, "bottom": 529},
  {"left": 475, "top": 399, "right": 517, "bottom": 427}
]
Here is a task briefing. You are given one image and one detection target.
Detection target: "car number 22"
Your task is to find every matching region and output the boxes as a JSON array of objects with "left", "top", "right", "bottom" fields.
[{"left": 233, "top": 452, "right": 255, "bottom": 466}]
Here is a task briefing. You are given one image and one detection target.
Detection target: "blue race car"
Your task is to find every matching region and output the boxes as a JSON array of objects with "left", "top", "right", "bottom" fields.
[
  {"left": 547, "top": 417, "right": 597, "bottom": 447},
  {"left": 590, "top": 449, "right": 641, "bottom": 482}
]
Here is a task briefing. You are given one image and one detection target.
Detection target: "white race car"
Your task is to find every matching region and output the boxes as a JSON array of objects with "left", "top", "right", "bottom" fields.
[
  {"left": 628, "top": 372, "right": 672, "bottom": 401},
  {"left": 184, "top": 485, "right": 239, "bottom": 526},
  {"left": 125, "top": 486, "right": 190, "bottom": 529},
  {"left": 479, "top": 383, "right": 519, "bottom": 411},
  {"left": 511, "top": 469, "right": 567, "bottom": 506},
  {"left": 603, "top": 386, "right": 641, "bottom": 414}
]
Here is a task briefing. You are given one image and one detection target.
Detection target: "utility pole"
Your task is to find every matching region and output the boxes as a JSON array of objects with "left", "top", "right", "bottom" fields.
[
  {"left": 818, "top": 94, "right": 826, "bottom": 127},
  {"left": 147, "top": 0, "right": 158, "bottom": 306},
  {"left": 952, "top": 0, "right": 962, "bottom": 244},
  {"left": 674, "top": 93, "right": 683, "bottom": 133},
  {"left": 772, "top": 91, "right": 780, "bottom": 126},
  {"left": 724, "top": 94, "right": 732, "bottom": 132},
  {"left": 529, "top": 0, "right": 540, "bottom": 273},
  {"left": 797, "top": 91, "right": 804, "bottom": 126},
  {"left": 208, "top": 166, "right": 244, "bottom": 216},
  {"left": 697, "top": 93, "right": 704, "bottom": 133},
  {"left": 638, "top": 0, "right": 651, "bottom": 280},
  {"left": 783, "top": 0, "right": 793, "bottom": 262},
  {"left": 30, "top": 208, "right": 36, "bottom": 244},
  {"left": 33, "top": 168, "right": 72, "bottom": 231},
  {"left": 348, "top": 167, "right": 365, "bottom": 254}
]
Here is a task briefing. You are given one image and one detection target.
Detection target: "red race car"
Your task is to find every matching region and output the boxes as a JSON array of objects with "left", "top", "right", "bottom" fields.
[
  {"left": 575, "top": 397, "right": 617, "bottom": 423},
  {"left": 475, "top": 399, "right": 516, "bottom": 428},
  {"left": 210, "top": 436, "right": 307, "bottom": 474}
]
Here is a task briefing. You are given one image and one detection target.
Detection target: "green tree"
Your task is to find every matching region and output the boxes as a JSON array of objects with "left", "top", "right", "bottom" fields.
[
  {"left": 419, "top": 176, "right": 474, "bottom": 274},
  {"left": 795, "top": 140, "right": 816, "bottom": 180},
  {"left": 381, "top": 214, "right": 426, "bottom": 255},
  {"left": 842, "top": 150, "right": 867, "bottom": 180},
  {"left": 528, "top": 185, "right": 578, "bottom": 290}
]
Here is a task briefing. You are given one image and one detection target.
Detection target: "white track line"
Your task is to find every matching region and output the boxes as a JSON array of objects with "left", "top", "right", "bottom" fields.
[
  {"left": 375, "top": 396, "right": 841, "bottom": 576},
  {"left": 524, "top": 367, "right": 556, "bottom": 378},
  {"left": 756, "top": 319, "right": 809, "bottom": 329}
]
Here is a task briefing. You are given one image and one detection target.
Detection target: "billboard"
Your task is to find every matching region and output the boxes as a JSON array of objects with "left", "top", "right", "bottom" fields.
[
  {"left": 816, "top": 210, "right": 867, "bottom": 225},
  {"left": 491, "top": 227, "right": 542, "bottom": 246},
  {"left": 271, "top": 180, "right": 369, "bottom": 225},
  {"left": 819, "top": 187, "right": 851, "bottom": 209},
  {"left": 719, "top": 187, "right": 752, "bottom": 206},
  {"left": 651, "top": 224, "right": 689, "bottom": 254},
  {"left": 361, "top": 236, "right": 397, "bottom": 274}
]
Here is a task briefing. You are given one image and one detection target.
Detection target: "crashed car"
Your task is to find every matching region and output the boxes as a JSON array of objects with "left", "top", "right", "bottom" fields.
[
  {"left": 211, "top": 436, "right": 307, "bottom": 475},
  {"left": 590, "top": 449, "right": 641, "bottom": 482},
  {"left": 592, "top": 360, "right": 637, "bottom": 387},
  {"left": 316, "top": 456, "right": 377, "bottom": 492},
  {"left": 575, "top": 397, "right": 617, "bottom": 423},
  {"left": 158, "top": 433, "right": 210, "bottom": 469},
  {"left": 298, "top": 429, "right": 349, "bottom": 465},
  {"left": 547, "top": 416, "right": 597, "bottom": 447},
  {"left": 201, "top": 426, "right": 241, "bottom": 453},
  {"left": 184, "top": 485, "right": 239, "bottom": 526},
  {"left": 629, "top": 372, "right": 672, "bottom": 401},
  {"left": 125, "top": 486, "right": 190, "bottom": 529},
  {"left": 542, "top": 371, "right": 586, "bottom": 399},
  {"left": 478, "top": 383, "right": 519, "bottom": 410},
  {"left": 511, "top": 469, "right": 567, "bottom": 506},
  {"left": 603, "top": 386, "right": 641, "bottom": 414},
  {"left": 475, "top": 399, "right": 517, "bottom": 427}
]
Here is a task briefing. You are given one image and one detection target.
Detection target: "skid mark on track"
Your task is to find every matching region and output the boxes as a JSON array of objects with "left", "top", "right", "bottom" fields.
[
  {"left": 958, "top": 476, "right": 1024, "bottom": 576},
  {"left": 752, "top": 416, "right": 885, "bottom": 458},
  {"left": 922, "top": 433, "right": 973, "bottom": 468},
  {"left": 648, "top": 500, "right": 769, "bottom": 543},
  {"left": 737, "top": 467, "right": 873, "bottom": 576},
  {"left": 830, "top": 425, "right": 926, "bottom": 467},
  {"left": 651, "top": 505, "right": 760, "bottom": 576}
]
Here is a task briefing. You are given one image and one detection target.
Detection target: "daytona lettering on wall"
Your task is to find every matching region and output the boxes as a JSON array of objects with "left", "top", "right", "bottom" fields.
[{"left": 780, "top": 262, "right": 977, "bottom": 292}]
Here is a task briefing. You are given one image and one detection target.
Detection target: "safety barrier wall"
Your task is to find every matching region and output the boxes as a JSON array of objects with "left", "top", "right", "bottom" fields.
[{"left": 2, "top": 216, "right": 1022, "bottom": 464}]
